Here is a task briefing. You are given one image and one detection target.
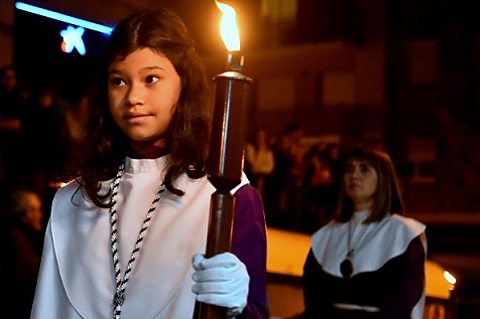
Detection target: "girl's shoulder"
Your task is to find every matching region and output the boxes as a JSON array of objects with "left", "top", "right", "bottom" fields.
[
  {"left": 50, "top": 179, "right": 98, "bottom": 221},
  {"left": 53, "top": 179, "right": 81, "bottom": 200}
]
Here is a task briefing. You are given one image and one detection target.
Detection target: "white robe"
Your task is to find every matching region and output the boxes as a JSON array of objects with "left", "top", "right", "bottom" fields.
[{"left": 31, "top": 157, "right": 248, "bottom": 319}]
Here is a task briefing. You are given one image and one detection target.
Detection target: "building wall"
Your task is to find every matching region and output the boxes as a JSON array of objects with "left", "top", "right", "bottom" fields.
[{"left": 0, "top": 0, "right": 14, "bottom": 67}]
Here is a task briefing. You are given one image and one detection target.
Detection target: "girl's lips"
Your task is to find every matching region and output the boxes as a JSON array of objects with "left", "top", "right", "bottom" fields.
[
  {"left": 124, "top": 112, "right": 149, "bottom": 119},
  {"left": 124, "top": 112, "right": 151, "bottom": 118},
  {"left": 124, "top": 113, "right": 151, "bottom": 123}
]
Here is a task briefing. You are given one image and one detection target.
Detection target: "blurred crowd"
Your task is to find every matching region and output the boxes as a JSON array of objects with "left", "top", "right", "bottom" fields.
[
  {"left": 0, "top": 64, "right": 90, "bottom": 317},
  {"left": 245, "top": 122, "right": 345, "bottom": 234},
  {"left": 0, "top": 64, "right": 89, "bottom": 201}
]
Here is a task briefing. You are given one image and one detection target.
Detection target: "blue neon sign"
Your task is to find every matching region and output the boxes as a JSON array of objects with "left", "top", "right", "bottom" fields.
[
  {"left": 60, "top": 26, "right": 86, "bottom": 55},
  {"left": 15, "top": 2, "right": 113, "bottom": 34}
]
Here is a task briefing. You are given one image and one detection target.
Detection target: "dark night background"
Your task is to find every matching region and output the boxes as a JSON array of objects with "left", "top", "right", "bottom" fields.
[{"left": 1, "top": 0, "right": 480, "bottom": 317}]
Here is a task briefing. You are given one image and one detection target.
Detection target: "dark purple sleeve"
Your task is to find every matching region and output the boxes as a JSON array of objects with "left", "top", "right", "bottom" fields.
[
  {"left": 232, "top": 184, "right": 269, "bottom": 319},
  {"left": 383, "top": 234, "right": 426, "bottom": 319}
]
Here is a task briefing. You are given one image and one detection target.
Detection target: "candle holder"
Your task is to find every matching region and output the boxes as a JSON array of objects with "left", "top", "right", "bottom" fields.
[
  {"left": 209, "top": 51, "right": 252, "bottom": 191},
  {"left": 194, "top": 2, "right": 252, "bottom": 317},
  {"left": 194, "top": 52, "right": 252, "bottom": 319},
  {"left": 226, "top": 50, "right": 244, "bottom": 72}
]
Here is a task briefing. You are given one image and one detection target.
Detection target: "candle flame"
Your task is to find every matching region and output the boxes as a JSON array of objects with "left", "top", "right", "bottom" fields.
[{"left": 216, "top": 1, "right": 240, "bottom": 52}]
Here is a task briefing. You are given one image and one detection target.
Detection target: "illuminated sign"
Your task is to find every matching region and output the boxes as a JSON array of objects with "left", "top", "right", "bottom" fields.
[
  {"left": 15, "top": 2, "right": 113, "bottom": 56},
  {"left": 14, "top": 1, "right": 113, "bottom": 92},
  {"left": 15, "top": 2, "right": 113, "bottom": 34},
  {"left": 60, "top": 26, "right": 86, "bottom": 55}
]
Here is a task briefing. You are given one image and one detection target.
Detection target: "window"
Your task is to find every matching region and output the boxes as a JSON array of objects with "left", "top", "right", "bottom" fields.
[{"left": 261, "top": 0, "right": 297, "bottom": 22}]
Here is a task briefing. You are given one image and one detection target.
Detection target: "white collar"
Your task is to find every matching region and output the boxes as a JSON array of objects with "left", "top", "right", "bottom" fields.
[{"left": 311, "top": 214, "right": 426, "bottom": 277}]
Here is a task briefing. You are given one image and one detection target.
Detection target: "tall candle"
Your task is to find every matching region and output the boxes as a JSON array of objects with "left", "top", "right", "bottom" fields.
[{"left": 194, "top": 2, "right": 252, "bottom": 319}]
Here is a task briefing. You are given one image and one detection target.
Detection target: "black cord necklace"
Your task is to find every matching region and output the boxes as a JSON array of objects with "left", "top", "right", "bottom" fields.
[
  {"left": 109, "top": 160, "right": 165, "bottom": 318},
  {"left": 340, "top": 218, "right": 370, "bottom": 278},
  {"left": 339, "top": 215, "right": 389, "bottom": 278}
]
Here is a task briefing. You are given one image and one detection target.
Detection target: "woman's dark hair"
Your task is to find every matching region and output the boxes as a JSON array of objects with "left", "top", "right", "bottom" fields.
[
  {"left": 78, "top": 7, "right": 212, "bottom": 207},
  {"left": 335, "top": 146, "right": 405, "bottom": 223}
]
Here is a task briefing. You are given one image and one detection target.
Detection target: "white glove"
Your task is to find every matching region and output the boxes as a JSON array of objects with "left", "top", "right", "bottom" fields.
[{"left": 191, "top": 252, "right": 249, "bottom": 317}]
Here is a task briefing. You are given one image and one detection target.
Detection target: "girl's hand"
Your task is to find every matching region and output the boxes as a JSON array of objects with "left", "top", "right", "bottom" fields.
[{"left": 191, "top": 252, "right": 249, "bottom": 317}]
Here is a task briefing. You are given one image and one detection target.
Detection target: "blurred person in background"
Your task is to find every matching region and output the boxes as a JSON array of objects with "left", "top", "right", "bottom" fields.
[
  {"left": 303, "top": 146, "right": 427, "bottom": 319},
  {"left": 245, "top": 127, "right": 275, "bottom": 221},
  {"left": 302, "top": 142, "right": 334, "bottom": 232},
  {"left": 0, "top": 64, "right": 29, "bottom": 187},
  {"left": 1, "top": 189, "right": 44, "bottom": 318},
  {"left": 22, "top": 84, "right": 64, "bottom": 200},
  {"left": 271, "top": 121, "right": 305, "bottom": 229},
  {"left": 58, "top": 92, "right": 91, "bottom": 178},
  {"left": 322, "top": 143, "right": 343, "bottom": 222}
]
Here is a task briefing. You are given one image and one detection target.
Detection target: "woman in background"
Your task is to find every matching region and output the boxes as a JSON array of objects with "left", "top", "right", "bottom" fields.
[{"left": 303, "top": 146, "right": 426, "bottom": 319}]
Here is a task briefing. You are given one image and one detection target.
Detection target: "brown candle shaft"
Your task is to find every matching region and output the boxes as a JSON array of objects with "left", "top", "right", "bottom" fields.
[{"left": 194, "top": 66, "right": 252, "bottom": 319}]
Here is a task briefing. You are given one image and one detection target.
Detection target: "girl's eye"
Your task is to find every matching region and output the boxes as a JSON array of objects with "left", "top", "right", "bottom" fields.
[
  {"left": 145, "top": 75, "right": 160, "bottom": 84},
  {"left": 110, "top": 77, "right": 126, "bottom": 87}
]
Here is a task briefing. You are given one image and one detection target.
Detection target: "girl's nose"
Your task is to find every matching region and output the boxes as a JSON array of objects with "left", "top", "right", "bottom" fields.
[{"left": 126, "top": 84, "right": 145, "bottom": 106}]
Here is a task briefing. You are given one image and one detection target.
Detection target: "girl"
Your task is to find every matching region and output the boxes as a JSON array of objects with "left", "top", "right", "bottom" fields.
[
  {"left": 31, "top": 7, "right": 268, "bottom": 319},
  {"left": 303, "top": 146, "right": 426, "bottom": 319}
]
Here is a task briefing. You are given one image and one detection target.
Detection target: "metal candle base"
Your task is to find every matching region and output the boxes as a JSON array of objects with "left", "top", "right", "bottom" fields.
[
  {"left": 226, "top": 51, "right": 244, "bottom": 72},
  {"left": 208, "top": 70, "right": 252, "bottom": 191}
]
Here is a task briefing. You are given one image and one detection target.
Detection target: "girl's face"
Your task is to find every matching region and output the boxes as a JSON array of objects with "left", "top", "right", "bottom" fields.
[
  {"left": 108, "top": 48, "right": 181, "bottom": 155},
  {"left": 344, "top": 159, "right": 378, "bottom": 210}
]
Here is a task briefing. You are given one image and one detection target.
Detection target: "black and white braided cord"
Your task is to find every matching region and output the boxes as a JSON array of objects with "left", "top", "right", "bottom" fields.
[{"left": 109, "top": 160, "right": 165, "bottom": 318}]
